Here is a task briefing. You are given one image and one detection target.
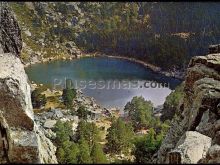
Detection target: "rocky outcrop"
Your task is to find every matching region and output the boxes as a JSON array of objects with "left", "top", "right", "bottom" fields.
[
  {"left": 200, "top": 144, "right": 220, "bottom": 163},
  {"left": 0, "top": 53, "right": 37, "bottom": 163},
  {"left": 36, "top": 125, "right": 57, "bottom": 163},
  {"left": 168, "top": 131, "right": 211, "bottom": 164},
  {"left": 0, "top": 53, "right": 57, "bottom": 163},
  {"left": 0, "top": 4, "right": 57, "bottom": 163},
  {"left": 0, "top": 3, "right": 22, "bottom": 57},
  {"left": 156, "top": 53, "right": 220, "bottom": 163}
]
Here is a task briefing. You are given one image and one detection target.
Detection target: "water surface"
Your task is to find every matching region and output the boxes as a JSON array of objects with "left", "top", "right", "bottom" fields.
[{"left": 25, "top": 57, "right": 181, "bottom": 109}]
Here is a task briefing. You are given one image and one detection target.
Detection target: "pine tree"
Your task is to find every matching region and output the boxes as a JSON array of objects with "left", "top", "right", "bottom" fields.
[
  {"left": 56, "top": 147, "right": 66, "bottom": 163},
  {"left": 62, "top": 88, "right": 76, "bottom": 108},
  {"left": 124, "top": 96, "right": 154, "bottom": 130},
  {"left": 76, "top": 120, "right": 100, "bottom": 150},
  {"left": 77, "top": 105, "right": 89, "bottom": 120},
  {"left": 66, "top": 143, "right": 79, "bottom": 164},
  {"left": 106, "top": 118, "right": 134, "bottom": 154},
  {"left": 91, "top": 142, "right": 108, "bottom": 164},
  {"left": 78, "top": 138, "right": 92, "bottom": 164}
]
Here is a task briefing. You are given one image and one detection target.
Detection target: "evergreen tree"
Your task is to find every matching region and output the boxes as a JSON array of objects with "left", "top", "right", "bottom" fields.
[
  {"left": 56, "top": 147, "right": 66, "bottom": 163},
  {"left": 56, "top": 140, "right": 79, "bottom": 164},
  {"left": 91, "top": 142, "right": 108, "bottom": 164},
  {"left": 76, "top": 120, "right": 100, "bottom": 150},
  {"left": 78, "top": 138, "right": 92, "bottom": 164},
  {"left": 66, "top": 143, "right": 79, "bottom": 164},
  {"left": 133, "top": 128, "right": 164, "bottom": 163},
  {"left": 31, "top": 88, "right": 46, "bottom": 108},
  {"left": 106, "top": 118, "right": 134, "bottom": 154},
  {"left": 124, "top": 96, "right": 154, "bottom": 130},
  {"left": 54, "top": 120, "right": 73, "bottom": 146},
  {"left": 62, "top": 88, "right": 76, "bottom": 108},
  {"left": 77, "top": 105, "right": 89, "bottom": 120}
]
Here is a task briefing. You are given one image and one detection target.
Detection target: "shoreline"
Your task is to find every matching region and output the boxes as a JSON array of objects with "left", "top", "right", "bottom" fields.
[
  {"left": 23, "top": 53, "right": 96, "bottom": 68},
  {"left": 24, "top": 51, "right": 184, "bottom": 80},
  {"left": 93, "top": 53, "right": 184, "bottom": 80}
]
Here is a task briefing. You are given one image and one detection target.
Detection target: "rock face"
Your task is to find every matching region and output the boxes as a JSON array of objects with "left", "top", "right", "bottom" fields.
[
  {"left": 168, "top": 131, "right": 211, "bottom": 164},
  {"left": 36, "top": 125, "right": 58, "bottom": 163},
  {"left": 0, "top": 4, "right": 57, "bottom": 163},
  {"left": 0, "top": 3, "right": 22, "bottom": 57},
  {"left": 0, "top": 53, "right": 57, "bottom": 163},
  {"left": 0, "top": 53, "right": 37, "bottom": 163},
  {"left": 156, "top": 53, "right": 220, "bottom": 163}
]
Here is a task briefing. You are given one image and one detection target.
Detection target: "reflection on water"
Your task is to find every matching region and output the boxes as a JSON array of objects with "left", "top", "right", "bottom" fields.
[{"left": 25, "top": 57, "right": 182, "bottom": 109}]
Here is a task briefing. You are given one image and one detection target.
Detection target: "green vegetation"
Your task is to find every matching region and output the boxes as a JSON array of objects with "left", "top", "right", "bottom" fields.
[
  {"left": 91, "top": 142, "right": 108, "bottom": 164},
  {"left": 75, "top": 120, "right": 101, "bottom": 150},
  {"left": 31, "top": 86, "right": 47, "bottom": 108},
  {"left": 54, "top": 95, "right": 172, "bottom": 163},
  {"left": 77, "top": 2, "right": 220, "bottom": 70},
  {"left": 124, "top": 96, "right": 154, "bottom": 130},
  {"left": 77, "top": 105, "right": 89, "bottom": 120},
  {"left": 54, "top": 120, "right": 108, "bottom": 164},
  {"left": 161, "top": 83, "right": 185, "bottom": 121},
  {"left": 106, "top": 118, "right": 134, "bottom": 154},
  {"left": 10, "top": 2, "right": 220, "bottom": 70},
  {"left": 165, "top": 83, "right": 184, "bottom": 108},
  {"left": 62, "top": 88, "right": 76, "bottom": 108},
  {"left": 133, "top": 128, "right": 162, "bottom": 163},
  {"left": 122, "top": 96, "right": 170, "bottom": 163},
  {"left": 54, "top": 120, "right": 79, "bottom": 164},
  {"left": 56, "top": 140, "right": 79, "bottom": 164},
  {"left": 54, "top": 120, "right": 73, "bottom": 146},
  {"left": 77, "top": 138, "right": 92, "bottom": 164}
]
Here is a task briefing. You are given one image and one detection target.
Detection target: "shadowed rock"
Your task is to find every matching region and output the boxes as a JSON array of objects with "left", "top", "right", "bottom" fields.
[{"left": 156, "top": 53, "right": 220, "bottom": 163}]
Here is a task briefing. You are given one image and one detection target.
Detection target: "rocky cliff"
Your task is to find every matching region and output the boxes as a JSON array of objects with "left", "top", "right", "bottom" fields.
[
  {"left": 0, "top": 3, "right": 22, "bottom": 56},
  {"left": 0, "top": 3, "right": 57, "bottom": 163},
  {"left": 156, "top": 53, "right": 220, "bottom": 163}
]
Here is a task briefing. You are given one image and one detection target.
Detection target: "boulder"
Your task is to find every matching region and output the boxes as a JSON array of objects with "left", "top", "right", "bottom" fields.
[
  {"left": 43, "top": 119, "right": 57, "bottom": 129},
  {"left": 167, "top": 131, "right": 211, "bottom": 164},
  {"left": 204, "top": 145, "right": 220, "bottom": 163},
  {"left": 156, "top": 53, "right": 220, "bottom": 163},
  {"left": 51, "top": 109, "right": 63, "bottom": 119}
]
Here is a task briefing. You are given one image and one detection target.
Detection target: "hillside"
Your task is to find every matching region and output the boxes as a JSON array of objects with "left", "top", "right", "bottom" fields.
[
  {"left": 9, "top": 2, "right": 220, "bottom": 71},
  {"left": 1, "top": 2, "right": 220, "bottom": 164}
]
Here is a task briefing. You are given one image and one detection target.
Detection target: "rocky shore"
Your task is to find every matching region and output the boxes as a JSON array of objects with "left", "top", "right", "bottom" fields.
[
  {"left": 24, "top": 50, "right": 185, "bottom": 80},
  {"left": 94, "top": 53, "right": 185, "bottom": 80},
  {"left": 23, "top": 46, "right": 96, "bottom": 67}
]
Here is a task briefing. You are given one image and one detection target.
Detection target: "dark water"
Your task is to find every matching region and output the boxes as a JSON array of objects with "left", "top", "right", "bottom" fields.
[{"left": 25, "top": 57, "right": 181, "bottom": 109}]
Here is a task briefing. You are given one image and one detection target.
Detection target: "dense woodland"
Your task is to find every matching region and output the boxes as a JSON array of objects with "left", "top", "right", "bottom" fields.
[
  {"left": 53, "top": 95, "right": 170, "bottom": 164},
  {"left": 76, "top": 2, "right": 220, "bottom": 70},
  {"left": 10, "top": 2, "right": 220, "bottom": 70}
]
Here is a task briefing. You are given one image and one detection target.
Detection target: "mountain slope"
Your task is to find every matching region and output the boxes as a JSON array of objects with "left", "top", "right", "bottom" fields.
[{"left": 9, "top": 2, "right": 220, "bottom": 71}]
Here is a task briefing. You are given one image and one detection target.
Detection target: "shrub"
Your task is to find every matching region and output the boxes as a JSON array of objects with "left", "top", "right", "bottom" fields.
[
  {"left": 31, "top": 88, "right": 46, "bottom": 108},
  {"left": 62, "top": 88, "right": 76, "bottom": 108}
]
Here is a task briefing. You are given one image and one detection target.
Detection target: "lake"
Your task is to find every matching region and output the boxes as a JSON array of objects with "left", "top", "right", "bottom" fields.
[{"left": 25, "top": 57, "right": 181, "bottom": 109}]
